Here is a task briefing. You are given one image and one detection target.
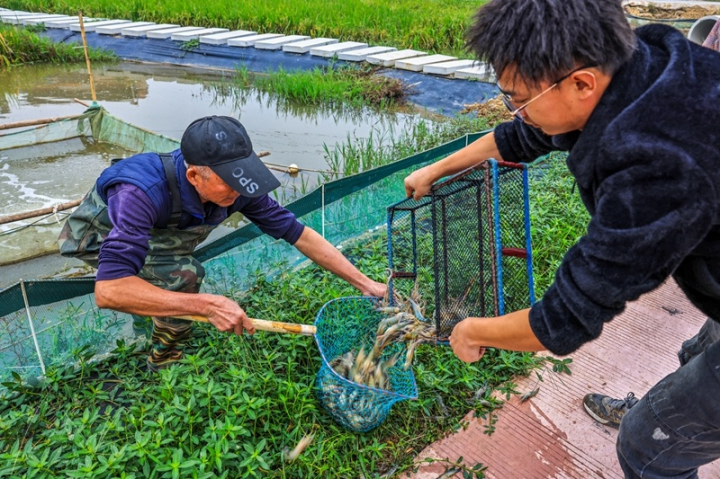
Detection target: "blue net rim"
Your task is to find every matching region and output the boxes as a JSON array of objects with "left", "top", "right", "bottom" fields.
[{"left": 314, "top": 296, "right": 419, "bottom": 400}]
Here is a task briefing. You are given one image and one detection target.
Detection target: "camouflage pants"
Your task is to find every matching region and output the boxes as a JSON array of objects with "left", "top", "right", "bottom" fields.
[
  {"left": 135, "top": 254, "right": 206, "bottom": 370},
  {"left": 58, "top": 184, "right": 214, "bottom": 371}
]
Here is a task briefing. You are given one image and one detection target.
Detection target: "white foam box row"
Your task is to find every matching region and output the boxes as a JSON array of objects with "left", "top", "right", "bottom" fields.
[
  {"left": 337, "top": 46, "right": 396, "bottom": 62},
  {"left": 365, "top": 49, "right": 426, "bottom": 67},
  {"left": 70, "top": 19, "right": 130, "bottom": 32},
  {"left": 423, "top": 59, "right": 476, "bottom": 75},
  {"left": 227, "top": 33, "right": 283, "bottom": 47},
  {"left": 97, "top": 21, "right": 154, "bottom": 35},
  {"left": 199, "top": 30, "right": 257, "bottom": 45},
  {"left": 454, "top": 64, "right": 494, "bottom": 80},
  {"left": 255, "top": 35, "right": 309, "bottom": 50},
  {"left": 6, "top": 13, "right": 63, "bottom": 24},
  {"left": 147, "top": 26, "right": 205, "bottom": 39},
  {"left": 45, "top": 17, "right": 88, "bottom": 28},
  {"left": 21, "top": 14, "right": 70, "bottom": 25},
  {"left": 395, "top": 54, "right": 457, "bottom": 72},
  {"left": 283, "top": 37, "right": 337, "bottom": 54},
  {"left": 122, "top": 23, "right": 178, "bottom": 37},
  {"left": 172, "top": 28, "right": 228, "bottom": 41},
  {"left": 310, "top": 41, "right": 367, "bottom": 58},
  {"left": 0, "top": 11, "right": 30, "bottom": 19},
  {"left": 0, "top": 12, "right": 39, "bottom": 24}
]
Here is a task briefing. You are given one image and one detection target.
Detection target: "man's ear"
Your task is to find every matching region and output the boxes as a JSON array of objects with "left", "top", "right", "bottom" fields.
[
  {"left": 572, "top": 71, "right": 597, "bottom": 98},
  {"left": 186, "top": 165, "right": 201, "bottom": 187}
]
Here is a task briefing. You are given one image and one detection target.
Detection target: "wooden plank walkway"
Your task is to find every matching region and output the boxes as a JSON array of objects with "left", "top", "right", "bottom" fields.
[{"left": 410, "top": 279, "right": 720, "bottom": 478}]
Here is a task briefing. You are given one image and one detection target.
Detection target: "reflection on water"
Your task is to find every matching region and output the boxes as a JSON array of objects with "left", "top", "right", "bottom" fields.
[
  {"left": 0, "top": 62, "right": 419, "bottom": 268},
  {"left": 0, "top": 62, "right": 416, "bottom": 173},
  {"left": 205, "top": 80, "right": 396, "bottom": 128}
]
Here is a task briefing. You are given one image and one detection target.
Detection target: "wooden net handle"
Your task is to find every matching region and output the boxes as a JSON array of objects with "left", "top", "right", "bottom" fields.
[{"left": 176, "top": 315, "right": 316, "bottom": 336}]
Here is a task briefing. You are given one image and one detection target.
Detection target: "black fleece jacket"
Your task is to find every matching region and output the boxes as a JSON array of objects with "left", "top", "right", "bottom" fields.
[{"left": 494, "top": 24, "right": 720, "bottom": 355}]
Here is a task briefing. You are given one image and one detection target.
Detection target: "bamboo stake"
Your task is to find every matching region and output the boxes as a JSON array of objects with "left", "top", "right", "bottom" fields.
[
  {"left": 0, "top": 114, "right": 82, "bottom": 131},
  {"left": 0, "top": 199, "right": 82, "bottom": 225},
  {"left": 78, "top": 12, "right": 97, "bottom": 103}
]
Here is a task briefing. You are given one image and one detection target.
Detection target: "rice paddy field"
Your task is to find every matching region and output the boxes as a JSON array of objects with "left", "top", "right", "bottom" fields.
[
  {"left": 0, "top": 22, "right": 115, "bottom": 65},
  {"left": 2, "top": 0, "right": 490, "bottom": 57}
]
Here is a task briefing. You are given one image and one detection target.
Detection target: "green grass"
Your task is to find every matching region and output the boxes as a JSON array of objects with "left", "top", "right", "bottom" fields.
[
  {"left": 231, "top": 65, "right": 410, "bottom": 109},
  {"left": 0, "top": 23, "right": 116, "bottom": 66},
  {"left": 0, "top": 147, "right": 587, "bottom": 478},
  {"left": 4, "top": 0, "right": 489, "bottom": 56},
  {"left": 321, "top": 114, "right": 500, "bottom": 179},
  {"left": 528, "top": 152, "right": 590, "bottom": 297},
  {"left": 0, "top": 232, "right": 558, "bottom": 478}
]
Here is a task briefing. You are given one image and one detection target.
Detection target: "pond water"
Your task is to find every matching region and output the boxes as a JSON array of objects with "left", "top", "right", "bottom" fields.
[
  {"left": 0, "top": 62, "right": 420, "bottom": 283},
  {"left": 0, "top": 139, "right": 130, "bottom": 216}
]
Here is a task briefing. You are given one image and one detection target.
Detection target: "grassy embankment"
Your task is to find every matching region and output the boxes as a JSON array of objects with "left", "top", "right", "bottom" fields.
[
  {"left": 3, "top": 0, "right": 499, "bottom": 120},
  {"left": 233, "top": 65, "right": 410, "bottom": 109},
  {"left": 4, "top": 0, "right": 489, "bottom": 57},
  {"left": 0, "top": 23, "right": 115, "bottom": 66}
]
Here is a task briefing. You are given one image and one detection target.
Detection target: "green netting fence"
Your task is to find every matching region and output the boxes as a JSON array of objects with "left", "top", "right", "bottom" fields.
[
  {"left": 0, "top": 105, "right": 180, "bottom": 265},
  {"left": 0, "top": 104, "right": 179, "bottom": 154},
  {"left": 0, "top": 130, "right": 491, "bottom": 386}
]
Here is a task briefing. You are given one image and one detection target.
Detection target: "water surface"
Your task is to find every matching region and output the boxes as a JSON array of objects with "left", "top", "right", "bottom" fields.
[{"left": 0, "top": 62, "right": 418, "bottom": 276}]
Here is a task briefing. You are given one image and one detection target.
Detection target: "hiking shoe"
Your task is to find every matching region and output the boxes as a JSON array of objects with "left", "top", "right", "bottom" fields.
[{"left": 583, "top": 392, "right": 639, "bottom": 428}]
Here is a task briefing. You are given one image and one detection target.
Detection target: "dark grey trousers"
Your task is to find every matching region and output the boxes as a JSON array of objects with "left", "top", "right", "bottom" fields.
[{"left": 617, "top": 319, "right": 720, "bottom": 478}]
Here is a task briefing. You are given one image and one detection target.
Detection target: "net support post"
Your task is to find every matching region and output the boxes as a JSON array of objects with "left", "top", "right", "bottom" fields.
[
  {"left": 321, "top": 183, "right": 326, "bottom": 239},
  {"left": 20, "top": 279, "right": 46, "bottom": 376}
]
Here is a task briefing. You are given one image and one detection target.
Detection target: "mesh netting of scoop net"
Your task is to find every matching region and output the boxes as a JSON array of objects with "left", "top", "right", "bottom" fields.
[{"left": 314, "top": 287, "right": 436, "bottom": 432}]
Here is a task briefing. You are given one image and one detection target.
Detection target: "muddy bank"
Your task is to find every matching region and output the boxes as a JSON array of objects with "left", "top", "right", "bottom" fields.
[{"left": 625, "top": 3, "right": 720, "bottom": 19}]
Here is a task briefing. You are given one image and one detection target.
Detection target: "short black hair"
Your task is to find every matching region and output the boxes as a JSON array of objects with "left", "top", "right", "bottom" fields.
[{"left": 466, "top": 0, "right": 636, "bottom": 87}]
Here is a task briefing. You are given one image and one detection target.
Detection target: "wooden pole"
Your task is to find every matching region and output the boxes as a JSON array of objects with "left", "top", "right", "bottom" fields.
[
  {"left": 78, "top": 12, "right": 97, "bottom": 103},
  {"left": 0, "top": 114, "right": 81, "bottom": 131},
  {"left": 0, "top": 199, "right": 83, "bottom": 225}
]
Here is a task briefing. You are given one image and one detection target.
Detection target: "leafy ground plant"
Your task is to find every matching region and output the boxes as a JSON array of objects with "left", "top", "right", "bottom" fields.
[
  {"left": 0, "top": 231, "right": 552, "bottom": 478},
  {"left": 527, "top": 152, "right": 589, "bottom": 297}
]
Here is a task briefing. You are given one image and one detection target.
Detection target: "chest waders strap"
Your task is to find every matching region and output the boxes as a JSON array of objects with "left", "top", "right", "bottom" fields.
[{"left": 160, "top": 153, "right": 183, "bottom": 228}]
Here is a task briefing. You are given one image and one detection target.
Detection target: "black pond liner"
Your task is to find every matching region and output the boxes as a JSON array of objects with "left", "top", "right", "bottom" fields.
[{"left": 37, "top": 28, "right": 500, "bottom": 116}]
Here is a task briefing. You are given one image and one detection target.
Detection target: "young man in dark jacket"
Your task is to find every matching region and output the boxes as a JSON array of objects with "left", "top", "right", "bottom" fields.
[
  {"left": 60, "top": 116, "right": 385, "bottom": 371},
  {"left": 404, "top": 0, "right": 720, "bottom": 477}
]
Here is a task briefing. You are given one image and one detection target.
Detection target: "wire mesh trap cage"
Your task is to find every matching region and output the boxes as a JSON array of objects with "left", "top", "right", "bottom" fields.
[
  {"left": 314, "top": 296, "right": 418, "bottom": 433},
  {"left": 387, "top": 159, "right": 536, "bottom": 340}
]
